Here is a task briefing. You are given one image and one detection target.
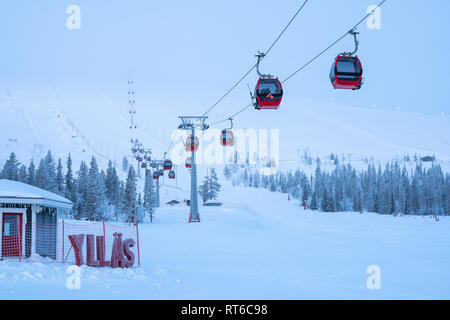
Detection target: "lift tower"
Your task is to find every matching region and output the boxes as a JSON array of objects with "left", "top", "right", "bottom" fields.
[
  {"left": 149, "top": 159, "right": 165, "bottom": 208},
  {"left": 178, "top": 116, "right": 208, "bottom": 223}
]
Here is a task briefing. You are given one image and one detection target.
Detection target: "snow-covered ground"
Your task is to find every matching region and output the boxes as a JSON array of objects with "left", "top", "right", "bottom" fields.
[{"left": 1, "top": 180, "right": 449, "bottom": 300}]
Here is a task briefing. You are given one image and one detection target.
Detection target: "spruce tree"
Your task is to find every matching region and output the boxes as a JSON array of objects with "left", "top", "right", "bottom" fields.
[
  {"left": 75, "top": 161, "right": 89, "bottom": 220},
  {"left": 56, "top": 158, "right": 65, "bottom": 196},
  {"left": 123, "top": 166, "right": 137, "bottom": 224},
  {"left": 209, "top": 168, "right": 221, "bottom": 200},
  {"left": 18, "top": 165, "right": 27, "bottom": 183},
  {"left": 143, "top": 173, "right": 155, "bottom": 221},
  {"left": 310, "top": 191, "right": 318, "bottom": 210},
  {"left": 28, "top": 159, "right": 36, "bottom": 185},
  {"left": 85, "top": 157, "right": 107, "bottom": 221},
  {"left": 223, "top": 166, "right": 232, "bottom": 180},
  {"left": 1, "top": 152, "right": 20, "bottom": 180},
  {"left": 44, "top": 150, "right": 57, "bottom": 192},
  {"left": 269, "top": 175, "right": 276, "bottom": 192},
  {"left": 300, "top": 175, "right": 310, "bottom": 207},
  {"left": 122, "top": 156, "right": 129, "bottom": 172},
  {"left": 116, "top": 180, "right": 125, "bottom": 221},
  {"left": 35, "top": 159, "right": 47, "bottom": 190},
  {"left": 444, "top": 174, "right": 450, "bottom": 215},
  {"left": 65, "top": 153, "right": 74, "bottom": 200},
  {"left": 198, "top": 175, "right": 210, "bottom": 203},
  {"left": 105, "top": 160, "right": 120, "bottom": 206}
]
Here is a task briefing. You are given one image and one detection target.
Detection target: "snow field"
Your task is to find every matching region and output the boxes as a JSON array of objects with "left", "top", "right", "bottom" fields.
[{"left": 1, "top": 181, "right": 449, "bottom": 299}]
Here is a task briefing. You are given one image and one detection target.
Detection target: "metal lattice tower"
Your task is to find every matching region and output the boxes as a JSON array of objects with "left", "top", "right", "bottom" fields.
[
  {"left": 178, "top": 116, "right": 209, "bottom": 223},
  {"left": 128, "top": 77, "right": 137, "bottom": 131},
  {"left": 128, "top": 77, "right": 142, "bottom": 177},
  {"left": 149, "top": 159, "right": 165, "bottom": 208},
  {"left": 131, "top": 139, "right": 143, "bottom": 178}
]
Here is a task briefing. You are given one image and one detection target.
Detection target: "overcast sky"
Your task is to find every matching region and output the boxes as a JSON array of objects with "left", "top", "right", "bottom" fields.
[{"left": 1, "top": 0, "right": 449, "bottom": 128}]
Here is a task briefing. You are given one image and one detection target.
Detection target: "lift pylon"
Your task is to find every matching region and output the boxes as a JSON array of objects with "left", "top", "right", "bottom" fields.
[{"left": 178, "top": 116, "right": 208, "bottom": 223}]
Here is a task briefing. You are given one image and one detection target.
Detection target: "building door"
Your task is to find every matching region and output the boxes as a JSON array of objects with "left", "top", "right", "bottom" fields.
[{"left": 2, "top": 213, "right": 23, "bottom": 257}]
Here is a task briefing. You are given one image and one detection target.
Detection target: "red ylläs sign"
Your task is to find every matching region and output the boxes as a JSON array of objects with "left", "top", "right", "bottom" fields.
[{"left": 68, "top": 232, "right": 135, "bottom": 268}]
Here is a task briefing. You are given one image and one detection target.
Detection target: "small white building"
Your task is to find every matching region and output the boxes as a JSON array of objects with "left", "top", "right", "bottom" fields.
[{"left": 0, "top": 179, "right": 73, "bottom": 261}]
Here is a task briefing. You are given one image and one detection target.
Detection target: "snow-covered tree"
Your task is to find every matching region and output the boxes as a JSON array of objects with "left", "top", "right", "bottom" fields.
[
  {"left": 223, "top": 166, "right": 232, "bottom": 180},
  {"left": 27, "top": 159, "right": 36, "bottom": 185},
  {"left": 32, "top": 150, "right": 57, "bottom": 193},
  {"left": 105, "top": 160, "right": 119, "bottom": 204},
  {"left": 122, "top": 156, "right": 129, "bottom": 172},
  {"left": 209, "top": 168, "right": 221, "bottom": 200},
  {"left": 18, "top": 164, "right": 27, "bottom": 183},
  {"left": 75, "top": 161, "right": 89, "bottom": 220},
  {"left": 44, "top": 150, "right": 57, "bottom": 193},
  {"left": 123, "top": 166, "right": 137, "bottom": 224},
  {"left": 198, "top": 176, "right": 210, "bottom": 203},
  {"left": 143, "top": 172, "right": 155, "bottom": 222},
  {"left": 310, "top": 191, "right": 318, "bottom": 210},
  {"left": 65, "top": 154, "right": 74, "bottom": 199},
  {"left": 84, "top": 157, "right": 107, "bottom": 221},
  {"left": 116, "top": 180, "right": 125, "bottom": 220},
  {"left": 35, "top": 159, "right": 47, "bottom": 190},
  {"left": 56, "top": 158, "right": 65, "bottom": 196},
  {"left": 199, "top": 168, "right": 221, "bottom": 203},
  {"left": 1, "top": 152, "right": 20, "bottom": 180}
]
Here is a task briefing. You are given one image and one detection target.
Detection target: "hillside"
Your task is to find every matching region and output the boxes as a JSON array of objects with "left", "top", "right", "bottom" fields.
[{"left": 2, "top": 88, "right": 450, "bottom": 187}]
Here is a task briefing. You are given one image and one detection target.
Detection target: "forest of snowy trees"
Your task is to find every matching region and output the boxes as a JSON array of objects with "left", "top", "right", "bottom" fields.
[
  {"left": 226, "top": 160, "right": 450, "bottom": 216},
  {"left": 3, "top": 149, "right": 449, "bottom": 219},
  {"left": 0, "top": 151, "right": 156, "bottom": 223}
]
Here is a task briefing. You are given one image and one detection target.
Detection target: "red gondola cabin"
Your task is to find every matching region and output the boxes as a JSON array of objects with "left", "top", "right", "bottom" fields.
[
  {"left": 185, "top": 157, "right": 192, "bottom": 169},
  {"left": 220, "top": 129, "right": 234, "bottom": 146},
  {"left": 168, "top": 170, "right": 176, "bottom": 179},
  {"left": 254, "top": 78, "right": 283, "bottom": 110},
  {"left": 186, "top": 136, "right": 199, "bottom": 152},
  {"left": 153, "top": 171, "right": 160, "bottom": 180},
  {"left": 163, "top": 160, "right": 173, "bottom": 171},
  {"left": 330, "top": 56, "right": 363, "bottom": 90}
]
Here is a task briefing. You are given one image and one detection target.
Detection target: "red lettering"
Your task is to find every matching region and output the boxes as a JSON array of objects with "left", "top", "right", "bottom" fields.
[
  {"left": 68, "top": 234, "right": 84, "bottom": 266},
  {"left": 86, "top": 235, "right": 100, "bottom": 267},
  {"left": 96, "top": 236, "right": 110, "bottom": 267},
  {"left": 110, "top": 232, "right": 125, "bottom": 268},
  {"left": 67, "top": 233, "right": 135, "bottom": 268},
  {"left": 123, "top": 238, "right": 135, "bottom": 268}
]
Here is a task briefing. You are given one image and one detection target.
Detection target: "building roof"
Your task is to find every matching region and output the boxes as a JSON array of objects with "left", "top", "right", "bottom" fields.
[
  {"left": 166, "top": 200, "right": 181, "bottom": 207},
  {"left": 0, "top": 179, "right": 73, "bottom": 209}
]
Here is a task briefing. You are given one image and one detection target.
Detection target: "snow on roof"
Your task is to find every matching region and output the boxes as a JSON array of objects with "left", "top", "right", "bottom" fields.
[{"left": 0, "top": 179, "right": 73, "bottom": 209}]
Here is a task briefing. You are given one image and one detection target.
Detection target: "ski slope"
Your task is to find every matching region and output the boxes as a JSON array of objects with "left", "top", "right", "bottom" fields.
[{"left": 1, "top": 180, "right": 449, "bottom": 300}]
